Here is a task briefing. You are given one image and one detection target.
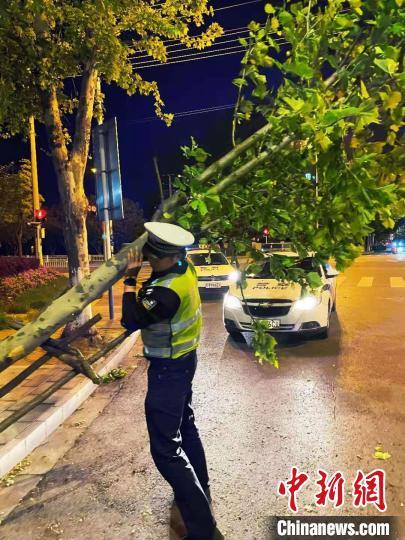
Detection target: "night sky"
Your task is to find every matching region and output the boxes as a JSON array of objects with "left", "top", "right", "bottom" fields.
[{"left": 0, "top": 0, "right": 268, "bottom": 218}]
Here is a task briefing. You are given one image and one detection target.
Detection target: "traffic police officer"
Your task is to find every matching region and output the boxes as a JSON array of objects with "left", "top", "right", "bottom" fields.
[{"left": 121, "top": 222, "right": 223, "bottom": 540}]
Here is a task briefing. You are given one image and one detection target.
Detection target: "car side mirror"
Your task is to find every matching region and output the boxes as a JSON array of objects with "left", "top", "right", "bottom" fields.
[{"left": 326, "top": 269, "right": 339, "bottom": 278}]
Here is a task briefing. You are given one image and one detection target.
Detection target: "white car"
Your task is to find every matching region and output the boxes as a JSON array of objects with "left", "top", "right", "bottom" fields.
[
  {"left": 187, "top": 249, "right": 239, "bottom": 293},
  {"left": 223, "top": 253, "right": 338, "bottom": 339}
]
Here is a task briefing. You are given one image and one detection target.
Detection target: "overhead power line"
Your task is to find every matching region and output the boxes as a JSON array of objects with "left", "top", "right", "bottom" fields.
[
  {"left": 131, "top": 47, "right": 244, "bottom": 69},
  {"left": 132, "top": 43, "right": 248, "bottom": 66},
  {"left": 152, "top": 0, "right": 263, "bottom": 12},
  {"left": 129, "top": 25, "right": 266, "bottom": 60},
  {"left": 132, "top": 32, "right": 252, "bottom": 60},
  {"left": 128, "top": 103, "right": 236, "bottom": 124},
  {"left": 131, "top": 29, "right": 286, "bottom": 62},
  {"left": 131, "top": 40, "right": 288, "bottom": 69},
  {"left": 215, "top": 0, "right": 264, "bottom": 10}
]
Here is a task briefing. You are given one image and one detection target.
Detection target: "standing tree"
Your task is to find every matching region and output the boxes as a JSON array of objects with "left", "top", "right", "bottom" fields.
[
  {"left": 0, "top": 0, "right": 222, "bottom": 330},
  {"left": 0, "top": 0, "right": 403, "bottom": 368},
  {"left": 0, "top": 160, "right": 34, "bottom": 256}
]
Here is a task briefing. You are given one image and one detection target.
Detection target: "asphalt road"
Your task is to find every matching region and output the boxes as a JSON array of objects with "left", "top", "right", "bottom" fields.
[{"left": 1, "top": 254, "right": 404, "bottom": 539}]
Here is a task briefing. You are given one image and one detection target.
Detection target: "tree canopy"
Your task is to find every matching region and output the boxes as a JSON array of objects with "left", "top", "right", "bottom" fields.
[
  {"left": 0, "top": 0, "right": 222, "bottom": 135},
  {"left": 171, "top": 0, "right": 404, "bottom": 272},
  {"left": 0, "top": 160, "right": 35, "bottom": 256}
]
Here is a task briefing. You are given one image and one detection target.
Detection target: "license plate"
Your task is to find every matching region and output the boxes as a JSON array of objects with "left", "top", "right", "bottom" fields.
[
  {"left": 262, "top": 319, "right": 280, "bottom": 329},
  {"left": 205, "top": 282, "right": 222, "bottom": 288}
]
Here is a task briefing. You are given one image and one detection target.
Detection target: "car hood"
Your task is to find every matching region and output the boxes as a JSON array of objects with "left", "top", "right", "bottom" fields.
[{"left": 229, "top": 279, "right": 305, "bottom": 301}]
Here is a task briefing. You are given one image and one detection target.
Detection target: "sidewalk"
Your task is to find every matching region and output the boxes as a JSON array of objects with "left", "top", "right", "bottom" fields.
[{"left": 0, "top": 268, "right": 150, "bottom": 479}]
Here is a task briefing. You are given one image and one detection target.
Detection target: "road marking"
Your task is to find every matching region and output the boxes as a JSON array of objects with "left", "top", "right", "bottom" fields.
[
  {"left": 390, "top": 277, "right": 405, "bottom": 288},
  {"left": 357, "top": 277, "right": 374, "bottom": 287}
]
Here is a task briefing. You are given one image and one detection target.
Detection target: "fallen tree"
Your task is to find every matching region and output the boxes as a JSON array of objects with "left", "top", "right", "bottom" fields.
[{"left": 0, "top": 0, "right": 403, "bottom": 368}]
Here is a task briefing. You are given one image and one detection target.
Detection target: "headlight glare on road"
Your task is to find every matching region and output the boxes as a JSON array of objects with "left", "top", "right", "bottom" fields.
[
  {"left": 295, "top": 295, "right": 320, "bottom": 310},
  {"left": 224, "top": 294, "right": 242, "bottom": 309},
  {"left": 228, "top": 270, "right": 241, "bottom": 282}
]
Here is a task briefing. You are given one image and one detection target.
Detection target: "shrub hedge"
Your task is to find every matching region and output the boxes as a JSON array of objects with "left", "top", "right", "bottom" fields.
[
  {"left": 0, "top": 256, "right": 39, "bottom": 278},
  {"left": 0, "top": 267, "right": 62, "bottom": 304}
]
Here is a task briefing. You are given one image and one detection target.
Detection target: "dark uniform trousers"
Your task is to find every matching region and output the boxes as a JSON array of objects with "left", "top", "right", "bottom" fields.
[{"left": 145, "top": 350, "right": 216, "bottom": 540}]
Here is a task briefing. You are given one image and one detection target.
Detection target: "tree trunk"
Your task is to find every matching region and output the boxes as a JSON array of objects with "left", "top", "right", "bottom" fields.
[
  {"left": 40, "top": 69, "right": 98, "bottom": 335},
  {"left": 16, "top": 226, "right": 23, "bottom": 257},
  {"left": 57, "top": 166, "right": 93, "bottom": 334}
]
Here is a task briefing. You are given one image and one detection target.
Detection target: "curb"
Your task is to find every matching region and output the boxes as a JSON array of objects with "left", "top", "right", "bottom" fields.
[{"left": 0, "top": 331, "right": 139, "bottom": 478}]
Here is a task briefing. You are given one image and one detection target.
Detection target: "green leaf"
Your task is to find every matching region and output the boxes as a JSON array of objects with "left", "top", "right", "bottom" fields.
[
  {"left": 178, "top": 214, "right": 191, "bottom": 229},
  {"left": 321, "top": 107, "right": 362, "bottom": 126},
  {"left": 279, "top": 10, "right": 294, "bottom": 27},
  {"left": 193, "top": 147, "right": 209, "bottom": 163},
  {"left": 282, "top": 96, "right": 305, "bottom": 112},
  {"left": 374, "top": 58, "right": 398, "bottom": 75},
  {"left": 373, "top": 450, "right": 391, "bottom": 460},
  {"left": 196, "top": 200, "right": 208, "bottom": 216},
  {"left": 359, "top": 80, "right": 369, "bottom": 99},
  {"left": 383, "top": 91, "right": 401, "bottom": 110},
  {"left": 307, "top": 272, "right": 322, "bottom": 289},
  {"left": 251, "top": 320, "right": 279, "bottom": 367},
  {"left": 315, "top": 131, "right": 333, "bottom": 151},
  {"left": 270, "top": 17, "right": 279, "bottom": 31},
  {"left": 233, "top": 77, "right": 247, "bottom": 88},
  {"left": 252, "top": 85, "right": 268, "bottom": 99},
  {"left": 205, "top": 193, "right": 221, "bottom": 204},
  {"left": 284, "top": 61, "right": 315, "bottom": 80},
  {"left": 335, "top": 15, "right": 354, "bottom": 28}
]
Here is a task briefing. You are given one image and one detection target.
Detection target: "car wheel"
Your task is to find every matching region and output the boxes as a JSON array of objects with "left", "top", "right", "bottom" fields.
[
  {"left": 315, "top": 302, "right": 330, "bottom": 339},
  {"left": 226, "top": 330, "right": 245, "bottom": 342},
  {"left": 316, "top": 326, "right": 329, "bottom": 339}
]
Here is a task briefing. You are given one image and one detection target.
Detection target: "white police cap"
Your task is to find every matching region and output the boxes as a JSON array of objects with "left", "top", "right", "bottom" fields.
[{"left": 144, "top": 222, "right": 194, "bottom": 256}]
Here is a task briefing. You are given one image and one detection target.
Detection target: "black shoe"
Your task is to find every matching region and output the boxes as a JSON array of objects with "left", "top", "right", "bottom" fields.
[
  {"left": 213, "top": 528, "right": 224, "bottom": 540},
  {"left": 181, "top": 528, "right": 224, "bottom": 540}
]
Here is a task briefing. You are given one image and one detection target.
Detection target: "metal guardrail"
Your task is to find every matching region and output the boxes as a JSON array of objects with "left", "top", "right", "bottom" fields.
[
  {"left": 43, "top": 255, "right": 105, "bottom": 268},
  {"left": 0, "top": 314, "right": 129, "bottom": 433}
]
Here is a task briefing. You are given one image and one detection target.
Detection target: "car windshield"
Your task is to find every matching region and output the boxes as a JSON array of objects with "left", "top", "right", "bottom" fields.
[
  {"left": 246, "top": 258, "right": 320, "bottom": 278},
  {"left": 189, "top": 253, "right": 229, "bottom": 266}
]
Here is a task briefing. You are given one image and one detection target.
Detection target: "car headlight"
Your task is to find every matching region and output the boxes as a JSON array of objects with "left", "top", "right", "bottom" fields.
[
  {"left": 228, "top": 270, "right": 241, "bottom": 282},
  {"left": 224, "top": 294, "right": 242, "bottom": 309},
  {"left": 294, "top": 295, "right": 320, "bottom": 310}
]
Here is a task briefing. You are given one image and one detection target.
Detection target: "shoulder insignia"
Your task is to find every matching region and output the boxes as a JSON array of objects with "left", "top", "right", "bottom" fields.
[{"left": 142, "top": 297, "right": 158, "bottom": 311}]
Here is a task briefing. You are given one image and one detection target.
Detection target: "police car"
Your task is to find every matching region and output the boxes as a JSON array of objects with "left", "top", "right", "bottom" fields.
[
  {"left": 223, "top": 252, "right": 338, "bottom": 339},
  {"left": 186, "top": 249, "right": 239, "bottom": 293}
]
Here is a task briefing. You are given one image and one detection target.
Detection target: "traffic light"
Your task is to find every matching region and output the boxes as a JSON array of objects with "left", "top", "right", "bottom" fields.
[
  {"left": 34, "top": 208, "right": 47, "bottom": 221},
  {"left": 263, "top": 227, "right": 269, "bottom": 236}
]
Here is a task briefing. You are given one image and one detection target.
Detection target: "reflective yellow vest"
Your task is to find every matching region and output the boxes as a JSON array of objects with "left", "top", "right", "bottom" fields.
[{"left": 141, "top": 263, "right": 202, "bottom": 359}]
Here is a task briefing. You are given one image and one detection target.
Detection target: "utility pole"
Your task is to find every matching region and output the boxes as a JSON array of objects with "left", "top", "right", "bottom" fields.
[
  {"left": 97, "top": 126, "right": 114, "bottom": 320},
  {"left": 153, "top": 156, "right": 164, "bottom": 204},
  {"left": 29, "top": 116, "right": 44, "bottom": 266}
]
